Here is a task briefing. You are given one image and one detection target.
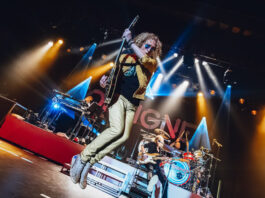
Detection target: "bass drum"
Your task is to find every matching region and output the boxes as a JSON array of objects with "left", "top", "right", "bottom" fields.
[{"left": 161, "top": 158, "right": 191, "bottom": 186}]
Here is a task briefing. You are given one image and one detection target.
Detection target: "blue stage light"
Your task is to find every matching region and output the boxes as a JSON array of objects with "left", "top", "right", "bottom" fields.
[
  {"left": 227, "top": 85, "right": 232, "bottom": 88},
  {"left": 101, "top": 120, "right": 106, "bottom": 125},
  {"left": 52, "top": 103, "right": 60, "bottom": 109}
]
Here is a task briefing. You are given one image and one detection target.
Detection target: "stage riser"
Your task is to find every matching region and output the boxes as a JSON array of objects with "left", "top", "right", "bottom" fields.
[{"left": 0, "top": 114, "right": 84, "bottom": 164}]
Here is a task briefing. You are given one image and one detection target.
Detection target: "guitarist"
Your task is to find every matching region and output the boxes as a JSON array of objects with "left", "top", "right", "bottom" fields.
[
  {"left": 70, "top": 28, "right": 162, "bottom": 189},
  {"left": 140, "top": 135, "right": 168, "bottom": 198}
]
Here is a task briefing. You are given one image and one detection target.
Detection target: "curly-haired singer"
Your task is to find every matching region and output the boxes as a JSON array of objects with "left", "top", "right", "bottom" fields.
[{"left": 70, "top": 28, "right": 162, "bottom": 189}]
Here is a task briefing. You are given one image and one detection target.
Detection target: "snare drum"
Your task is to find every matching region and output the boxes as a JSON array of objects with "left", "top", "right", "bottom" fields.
[{"left": 183, "top": 152, "right": 195, "bottom": 161}]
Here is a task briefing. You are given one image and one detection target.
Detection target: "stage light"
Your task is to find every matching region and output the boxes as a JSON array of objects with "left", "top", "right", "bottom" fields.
[
  {"left": 63, "top": 63, "right": 113, "bottom": 89},
  {"left": 164, "top": 56, "right": 184, "bottom": 81},
  {"left": 58, "top": 39, "right": 63, "bottom": 44},
  {"left": 251, "top": 110, "right": 257, "bottom": 116},
  {"left": 161, "top": 53, "right": 178, "bottom": 65},
  {"left": 80, "top": 47, "right": 84, "bottom": 51},
  {"left": 189, "top": 117, "right": 211, "bottom": 150},
  {"left": 210, "top": 90, "right": 215, "bottom": 95},
  {"left": 101, "top": 54, "right": 107, "bottom": 60},
  {"left": 239, "top": 98, "right": 245, "bottom": 104},
  {"left": 7, "top": 41, "right": 57, "bottom": 85},
  {"left": 158, "top": 80, "right": 189, "bottom": 114},
  {"left": 171, "top": 80, "right": 189, "bottom": 97},
  {"left": 196, "top": 91, "right": 208, "bottom": 123},
  {"left": 183, "top": 80, "right": 189, "bottom": 86},
  {"left": 52, "top": 102, "right": 60, "bottom": 109},
  {"left": 48, "top": 41, "right": 54, "bottom": 47},
  {"left": 67, "top": 49, "right": 71, "bottom": 53},
  {"left": 93, "top": 49, "right": 119, "bottom": 67},
  {"left": 194, "top": 60, "right": 207, "bottom": 97},
  {"left": 202, "top": 62, "right": 224, "bottom": 96},
  {"left": 227, "top": 85, "right": 232, "bottom": 88},
  {"left": 97, "top": 38, "right": 122, "bottom": 48},
  {"left": 156, "top": 57, "right": 166, "bottom": 75},
  {"left": 151, "top": 73, "right": 164, "bottom": 95},
  {"left": 197, "top": 92, "right": 203, "bottom": 97},
  {"left": 110, "top": 62, "right": 114, "bottom": 67}
]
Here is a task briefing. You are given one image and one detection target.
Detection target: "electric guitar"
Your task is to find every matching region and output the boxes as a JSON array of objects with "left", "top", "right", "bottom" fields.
[
  {"left": 104, "top": 15, "right": 139, "bottom": 105},
  {"left": 137, "top": 153, "right": 168, "bottom": 164}
]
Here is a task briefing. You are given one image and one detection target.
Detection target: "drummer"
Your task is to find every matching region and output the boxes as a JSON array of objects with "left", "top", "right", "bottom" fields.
[{"left": 170, "top": 137, "right": 186, "bottom": 151}]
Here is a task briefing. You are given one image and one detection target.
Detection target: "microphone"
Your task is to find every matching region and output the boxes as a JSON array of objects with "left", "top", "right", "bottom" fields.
[
  {"left": 213, "top": 138, "right": 223, "bottom": 147},
  {"left": 212, "top": 139, "right": 216, "bottom": 147}
]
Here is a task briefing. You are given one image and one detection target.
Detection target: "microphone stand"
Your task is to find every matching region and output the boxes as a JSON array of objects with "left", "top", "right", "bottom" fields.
[
  {"left": 211, "top": 141, "right": 222, "bottom": 191},
  {"left": 161, "top": 158, "right": 172, "bottom": 198},
  {"left": 205, "top": 153, "right": 213, "bottom": 197}
]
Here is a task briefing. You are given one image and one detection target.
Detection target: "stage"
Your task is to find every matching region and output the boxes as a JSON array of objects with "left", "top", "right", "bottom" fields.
[
  {"left": 0, "top": 114, "right": 203, "bottom": 198},
  {"left": 0, "top": 139, "right": 114, "bottom": 198}
]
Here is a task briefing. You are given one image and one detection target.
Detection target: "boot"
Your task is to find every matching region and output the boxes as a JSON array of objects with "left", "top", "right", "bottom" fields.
[
  {"left": 70, "top": 154, "right": 86, "bottom": 184},
  {"left": 79, "top": 162, "right": 91, "bottom": 189},
  {"left": 147, "top": 175, "right": 158, "bottom": 192}
]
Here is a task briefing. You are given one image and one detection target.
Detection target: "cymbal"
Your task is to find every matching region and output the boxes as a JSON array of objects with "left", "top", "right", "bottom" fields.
[{"left": 154, "top": 128, "right": 170, "bottom": 139}]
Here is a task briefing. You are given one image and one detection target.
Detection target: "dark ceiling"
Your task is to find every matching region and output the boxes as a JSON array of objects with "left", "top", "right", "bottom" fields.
[{"left": 0, "top": 0, "right": 264, "bottom": 108}]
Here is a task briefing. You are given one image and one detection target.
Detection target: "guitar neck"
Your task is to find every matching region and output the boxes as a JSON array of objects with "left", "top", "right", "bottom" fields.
[{"left": 104, "top": 15, "right": 139, "bottom": 105}]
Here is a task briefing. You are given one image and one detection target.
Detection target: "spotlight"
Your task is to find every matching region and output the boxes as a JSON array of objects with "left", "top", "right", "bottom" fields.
[
  {"left": 80, "top": 47, "right": 84, "bottom": 51},
  {"left": 251, "top": 110, "right": 257, "bottom": 116},
  {"left": 52, "top": 103, "right": 60, "bottom": 109},
  {"left": 173, "top": 53, "right": 178, "bottom": 57},
  {"left": 48, "top": 41, "right": 54, "bottom": 47},
  {"left": 183, "top": 80, "right": 189, "bottom": 86},
  {"left": 101, "top": 54, "right": 107, "bottom": 60},
  {"left": 197, "top": 92, "right": 203, "bottom": 97},
  {"left": 227, "top": 85, "right": 232, "bottom": 88},
  {"left": 202, "top": 62, "right": 224, "bottom": 96},
  {"left": 210, "top": 90, "right": 215, "bottom": 95},
  {"left": 67, "top": 48, "right": 71, "bottom": 53},
  {"left": 239, "top": 98, "right": 245, "bottom": 104},
  {"left": 164, "top": 56, "right": 184, "bottom": 81},
  {"left": 58, "top": 39, "right": 64, "bottom": 44},
  {"left": 110, "top": 62, "right": 114, "bottom": 67},
  {"left": 195, "top": 58, "right": 199, "bottom": 63}
]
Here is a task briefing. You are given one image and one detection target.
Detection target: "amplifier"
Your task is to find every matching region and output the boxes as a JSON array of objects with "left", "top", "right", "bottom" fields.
[
  {"left": 128, "top": 168, "right": 150, "bottom": 198},
  {"left": 87, "top": 156, "right": 137, "bottom": 197}
]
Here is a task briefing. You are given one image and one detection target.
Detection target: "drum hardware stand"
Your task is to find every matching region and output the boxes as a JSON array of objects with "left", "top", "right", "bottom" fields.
[{"left": 69, "top": 111, "right": 89, "bottom": 140}]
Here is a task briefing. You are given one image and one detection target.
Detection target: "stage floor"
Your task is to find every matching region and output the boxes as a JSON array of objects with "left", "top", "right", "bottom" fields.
[{"left": 0, "top": 139, "right": 115, "bottom": 198}]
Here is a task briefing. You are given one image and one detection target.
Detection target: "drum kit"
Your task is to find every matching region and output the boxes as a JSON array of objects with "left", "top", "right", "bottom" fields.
[
  {"left": 161, "top": 147, "right": 213, "bottom": 194},
  {"left": 138, "top": 128, "right": 220, "bottom": 197}
]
